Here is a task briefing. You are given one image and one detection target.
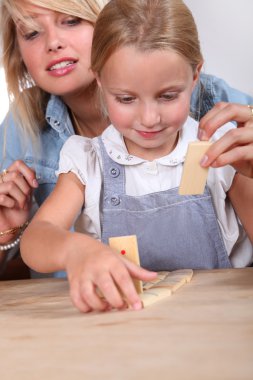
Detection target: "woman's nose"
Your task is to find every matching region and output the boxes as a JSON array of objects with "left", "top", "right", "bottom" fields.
[{"left": 46, "top": 29, "right": 66, "bottom": 52}]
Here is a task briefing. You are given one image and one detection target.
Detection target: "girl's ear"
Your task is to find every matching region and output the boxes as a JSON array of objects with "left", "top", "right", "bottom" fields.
[{"left": 192, "top": 61, "right": 203, "bottom": 88}]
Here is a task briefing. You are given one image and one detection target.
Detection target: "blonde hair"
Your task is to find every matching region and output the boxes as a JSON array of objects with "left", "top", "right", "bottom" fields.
[
  {"left": 0, "top": 0, "right": 108, "bottom": 140},
  {"left": 91, "top": 0, "right": 203, "bottom": 75}
]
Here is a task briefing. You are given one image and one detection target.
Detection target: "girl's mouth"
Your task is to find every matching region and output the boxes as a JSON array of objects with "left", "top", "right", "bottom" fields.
[{"left": 136, "top": 130, "right": 162, "bottom": 138}]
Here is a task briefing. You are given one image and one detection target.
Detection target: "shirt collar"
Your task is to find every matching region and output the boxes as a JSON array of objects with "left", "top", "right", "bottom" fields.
[
  {"left": 45, "top": 95, "right": 74, "bottom": 136},
  {"left": 101, "top": 116, "right": 198, "bottom": 166}
]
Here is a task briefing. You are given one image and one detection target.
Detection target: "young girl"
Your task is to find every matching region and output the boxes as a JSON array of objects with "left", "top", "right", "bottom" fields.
[
  {"left": 21, "top": 0, "right": 253, "bottom": 313},
  {"left": 1, "top": 0, "right": 252, "bottom": 277}
]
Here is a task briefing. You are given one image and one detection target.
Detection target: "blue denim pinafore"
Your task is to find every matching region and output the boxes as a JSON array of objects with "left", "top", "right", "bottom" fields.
[{"left": 99, "top": 138, "right": 231, "bottom": 271}]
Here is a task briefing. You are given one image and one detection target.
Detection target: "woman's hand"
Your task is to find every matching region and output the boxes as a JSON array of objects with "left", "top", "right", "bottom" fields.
[
  {"left": 0, "top": 160, "right": 38, "bottom": 243},
  {"left": 65, "top": 236, "right": 157, "bottom": 313},
  {"left": 198, "top": 102, "right": 253, "bottom": 178}
]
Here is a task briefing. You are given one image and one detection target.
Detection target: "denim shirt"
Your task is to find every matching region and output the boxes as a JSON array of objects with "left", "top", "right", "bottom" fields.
[{"left": 0, "top": 95, "right": 74, "bottom": 206}]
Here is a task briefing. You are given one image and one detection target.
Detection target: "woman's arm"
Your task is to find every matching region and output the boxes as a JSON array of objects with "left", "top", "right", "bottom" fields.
[
  {"left": 0, "top": 161, "right": 38, "bottom": 244},
  {"left": 199, "top": 102, "right": 253, "bottom": 178},
  {"left": 198, "top": 102, "right": 253, "bottom": 242},
  {"left": 228, "top": 174, "right": 253, "bottom": 243}
]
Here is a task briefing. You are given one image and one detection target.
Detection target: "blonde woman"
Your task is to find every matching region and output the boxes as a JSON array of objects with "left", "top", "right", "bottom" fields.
[
  {"left": 21, "top": 0, "right": 253, "bottom": 313},
  {"left": 0, "top": 0, "right": 109, "bottom": 271},
  {"left": 0, "top": 0, "right": 252, "bottom": 275}
]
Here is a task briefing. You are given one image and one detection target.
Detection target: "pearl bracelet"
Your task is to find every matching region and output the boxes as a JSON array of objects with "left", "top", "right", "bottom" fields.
[
  {"left": 0, "top": 223, "right": 28, "bottom": 251},
  {"left": 0, "top": 235, "right": 22, "bottom": 251}
]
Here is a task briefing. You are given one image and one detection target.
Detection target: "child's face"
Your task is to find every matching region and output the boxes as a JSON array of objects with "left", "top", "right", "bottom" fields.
[
  {"left": 97, "top": 45, "right": 201, "bottom": 160},
  {"left": 16, "top": 3, "right": 95, "bottom": 100}
]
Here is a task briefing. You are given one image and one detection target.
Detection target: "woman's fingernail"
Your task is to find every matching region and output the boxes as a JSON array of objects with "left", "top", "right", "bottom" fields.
[
  {"left": 198, "top": 129, "right": 208, "bottom": 141},
  {"left": 198, "top": 129, "right": 203, "bottom": 140},
  {"left": 200, "top": 154, "right": 209, "bottom": 167},
  {"left": 33, "top": 179, "right": 39, "bottom": 187}
]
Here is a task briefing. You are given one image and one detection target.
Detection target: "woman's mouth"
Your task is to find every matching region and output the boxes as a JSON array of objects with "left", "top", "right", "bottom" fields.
[{"left": 47, "top": 59, "right": 78, "bottom": 77}]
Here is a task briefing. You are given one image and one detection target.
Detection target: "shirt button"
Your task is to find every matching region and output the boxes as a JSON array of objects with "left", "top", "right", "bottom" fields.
[
  {"left": 109, "top": 167, "right": 120, "bottom": 178},
  {"left": 145, "top": 161, "right": 158, "bottom": 175},
  {"left": 110, "top": 196, "right": 121, "bottom": 206}
]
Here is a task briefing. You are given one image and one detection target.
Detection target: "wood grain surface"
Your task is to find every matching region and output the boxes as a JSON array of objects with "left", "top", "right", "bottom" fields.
[{"left": 0, "top": 268, "right": 253, "bottom": 380}]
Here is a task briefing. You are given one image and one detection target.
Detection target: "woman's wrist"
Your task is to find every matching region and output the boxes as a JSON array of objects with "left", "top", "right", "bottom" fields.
[
  {"left": 0, "top": 221, "right": 29, "bottom": 251},
  {"left": 0, "top": 235, "right": 22, "bottom": 251},
  {"left": 0, "top": 221, "right": 29, "bottom": 238}
]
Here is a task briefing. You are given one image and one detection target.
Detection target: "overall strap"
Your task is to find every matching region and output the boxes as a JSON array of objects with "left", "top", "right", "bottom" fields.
[{"left": 98, "top": 136, "right": 125, "bottom": 207}]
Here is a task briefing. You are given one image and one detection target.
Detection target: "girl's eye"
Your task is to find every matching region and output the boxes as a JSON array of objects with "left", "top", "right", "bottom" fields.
[
  {"left": 160, "top": 93, "right": 178, "bottom": 101},
  {"left": 115, "top": 96, "right": 135, "bottom": 104}
]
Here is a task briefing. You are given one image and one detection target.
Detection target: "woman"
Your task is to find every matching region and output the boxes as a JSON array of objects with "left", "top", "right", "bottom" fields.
[
  {"left": 0, "top": 0, "right": 252, "bottom": 275},
  {"left": 21, "top": 0, "right": 253, "bottom": 312}
]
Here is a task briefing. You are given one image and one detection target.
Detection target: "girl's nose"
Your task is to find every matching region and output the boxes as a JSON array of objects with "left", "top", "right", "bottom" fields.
[{"left": 140, "top": 103, "right": 161, "bottom": 127}]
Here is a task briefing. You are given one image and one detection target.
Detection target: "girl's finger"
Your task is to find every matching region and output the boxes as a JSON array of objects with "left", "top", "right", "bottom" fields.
[
  {"left": 69, "top": 280, "right": 92, "bottom": 313},
  {"left": 97, "top": 273, "right": 127, "bottom": 310},
  {"left": 80, "top": 279, "right": 109, "bottom": 311},
  {"left": 123, "top": 258, "right": 157, "bottom": 282}
]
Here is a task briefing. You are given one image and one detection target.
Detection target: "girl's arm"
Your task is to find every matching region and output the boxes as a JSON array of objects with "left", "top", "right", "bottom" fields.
[
  {"left": 21, "top": 172, "right": 156, "bottom": 312},
  {"left": 21, "top": 172, "right": 85, "bottom": 272}
]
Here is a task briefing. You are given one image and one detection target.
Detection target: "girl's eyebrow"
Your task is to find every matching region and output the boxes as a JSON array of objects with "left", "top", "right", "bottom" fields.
[{"left": 107, "top": 83, "right": 186, "bottom": 93}]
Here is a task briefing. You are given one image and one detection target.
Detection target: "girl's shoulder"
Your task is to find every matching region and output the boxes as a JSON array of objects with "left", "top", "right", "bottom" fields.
[{"left": 58, "top": 135, "right": 101, "bottom": 185}]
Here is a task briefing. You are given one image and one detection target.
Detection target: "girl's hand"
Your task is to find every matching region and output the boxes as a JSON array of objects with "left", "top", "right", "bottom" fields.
[
  {"left": 0, "top": 160, "right": 38, "bottom": 243},
  {"left": 65, "top": 236, "right": 157, "bottom": 313},
  {"left": 198, "top": 102, "right": 253, "bottom": 178}
]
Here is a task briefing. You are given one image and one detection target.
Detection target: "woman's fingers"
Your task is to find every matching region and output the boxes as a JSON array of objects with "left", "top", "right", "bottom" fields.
[
  {"left": 201, "top": 127, "right": 253, "bottom": 177},
  {"left": 5, "top": 160, "right": 38, "bottom": 188},
  {"left": 0, "top": 161, "right": 38, "bottom": 209},
  {"left": 198, "top": 102, "right": 253, "bottom": 140},
  {"left": 0, "top": 176, "right": 32, "bottom": 209}
]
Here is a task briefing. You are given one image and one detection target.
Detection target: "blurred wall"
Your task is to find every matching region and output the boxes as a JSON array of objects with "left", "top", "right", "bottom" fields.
[
  {"left": 1, "top": 0, "right": 252, "bottom": 123},
  {"left": 184, "top": 0, "right": 253, "bottom": 96}
]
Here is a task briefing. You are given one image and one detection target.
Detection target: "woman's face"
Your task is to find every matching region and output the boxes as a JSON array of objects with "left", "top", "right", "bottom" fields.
[{"left": 16, "top": 3, "right": 95, "bottom": 99}]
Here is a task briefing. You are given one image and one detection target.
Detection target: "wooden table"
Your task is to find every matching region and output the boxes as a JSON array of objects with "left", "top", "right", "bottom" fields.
[{"left": 0, "top": 268, "right": 253, "bottom": 380}]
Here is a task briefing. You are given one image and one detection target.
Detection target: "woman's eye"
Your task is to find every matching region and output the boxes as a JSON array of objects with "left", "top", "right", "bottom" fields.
[
  {"left": 23, "top": 30, "right": 39, "bottom": 40},
  {"left": 63, "top": 17, "right": 82, "bottom": 26},
  {"left": 116, "top": 96, "right": 135, "bottom": 104}
]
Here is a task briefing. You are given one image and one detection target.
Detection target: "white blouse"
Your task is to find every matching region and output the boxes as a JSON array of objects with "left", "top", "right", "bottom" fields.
[{"left": 57, "top": 116, "right": 253, "bottom": 268}]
